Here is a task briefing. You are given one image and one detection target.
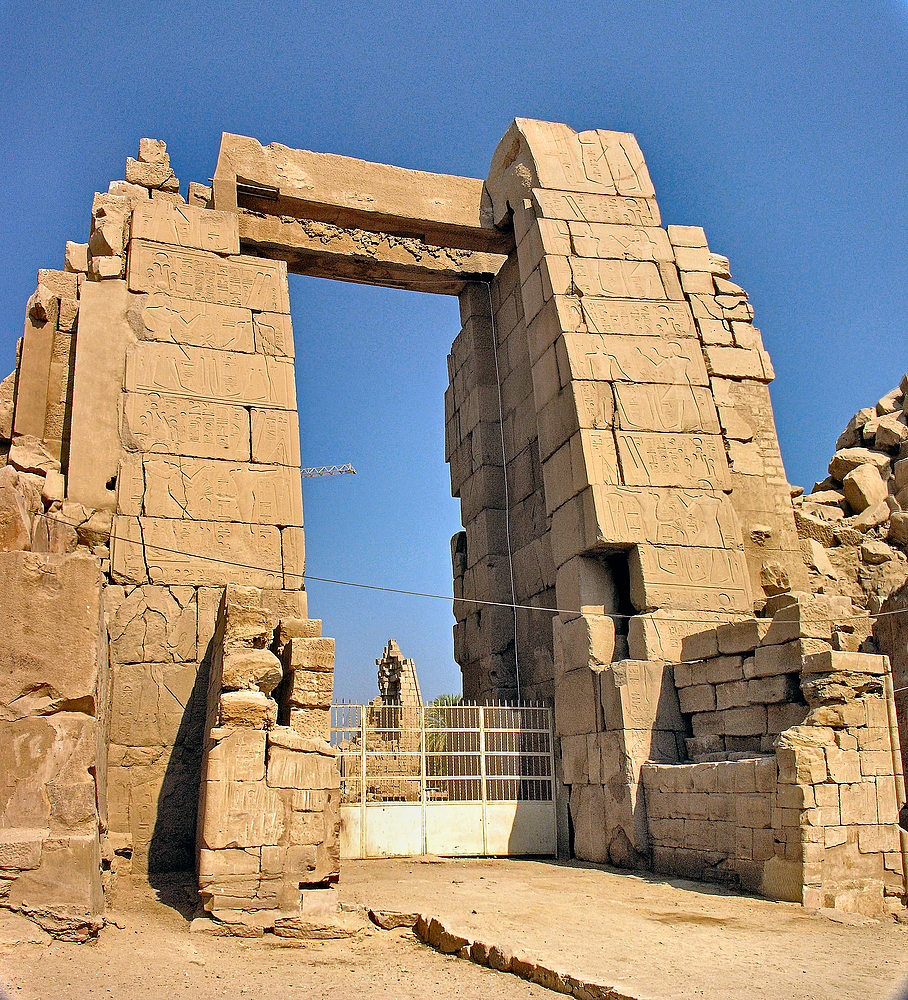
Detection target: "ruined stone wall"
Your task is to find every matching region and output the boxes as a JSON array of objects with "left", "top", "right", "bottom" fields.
[
  {"left": 449, "top": 256, "right": 557, "bottom": 703},
  {"left": 2, "top": 140, "right": 315, "bottom": 882},
  {"left": 196, "top": 586, "right": 339, "bottom": 932},
  {"left": 0, "top": 548, "right": 107, "bottom": 940}
]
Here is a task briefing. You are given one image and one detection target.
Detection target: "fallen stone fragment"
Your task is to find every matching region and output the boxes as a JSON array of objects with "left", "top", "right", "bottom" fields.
[
  {"left": 221, "top": 648, "right": 283, "bottom": 695},
  {"left": 367, "top": 909, "right": 420, "bottom": 930},
  {"left": 860, "top": 538, "right": 893, "bottom": 564},
  {"left": 828, "top": 447, "right": 890, "bottom": 481},
  {"left": 874, "top": 413, "right": 908, "bottom": 451},
  {"left": 842, "top": 463, "right": 888, "bottom": 513}
]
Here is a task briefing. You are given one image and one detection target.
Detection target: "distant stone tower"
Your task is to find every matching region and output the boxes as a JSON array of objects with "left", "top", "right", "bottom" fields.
[{"left": 376, "top": 639, "right": 422, "bottom": 708}]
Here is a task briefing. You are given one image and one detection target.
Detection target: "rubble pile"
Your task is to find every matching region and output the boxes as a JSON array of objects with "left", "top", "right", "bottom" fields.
[{"left": 793, "top": 376, "right": 908, "bottom": 609}]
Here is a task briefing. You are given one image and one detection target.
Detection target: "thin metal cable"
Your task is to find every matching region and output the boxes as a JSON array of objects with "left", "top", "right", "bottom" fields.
[
  {"left": 32, "top": 509, "right": 908, "bottom": 627},
  {"left": 486, "top": 281, "right": 521, "bottom": 701}
]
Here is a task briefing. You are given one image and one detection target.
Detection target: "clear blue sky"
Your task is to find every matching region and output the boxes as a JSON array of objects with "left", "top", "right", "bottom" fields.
[{"left": 3, "top": 2, "right": 907, "bottom": 702}]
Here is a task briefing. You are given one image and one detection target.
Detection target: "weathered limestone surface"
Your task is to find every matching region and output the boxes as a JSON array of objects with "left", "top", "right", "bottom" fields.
[
  {"left": 196, "top": 587, "right": 339, "bottom": 930},
  {"left": 0, "top": 550, "right": 107, "bottom": 939}
]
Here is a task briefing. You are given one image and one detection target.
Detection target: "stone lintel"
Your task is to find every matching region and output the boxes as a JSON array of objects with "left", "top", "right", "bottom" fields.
[
  {"left": 212, "top": 133, "right": 514, "bottom": 256},
  {"left": 237, "top": 211, "right": 507, "bottom": 296}
]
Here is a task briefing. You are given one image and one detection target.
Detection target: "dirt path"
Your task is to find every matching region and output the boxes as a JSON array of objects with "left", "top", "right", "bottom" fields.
[
  {"left": 0, "top": 880, "right": 549, "bottom": 1000},
  {"left": 2, "top": 859, "right": 907, "bottom": 999},
  {"left": 340, "top": 857, "right": 908, "bottom": 1000}
]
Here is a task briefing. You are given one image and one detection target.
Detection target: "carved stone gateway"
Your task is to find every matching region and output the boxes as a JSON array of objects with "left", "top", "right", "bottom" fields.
[{"left": 0, "top": 121, "right": 904, "bottom": 935}]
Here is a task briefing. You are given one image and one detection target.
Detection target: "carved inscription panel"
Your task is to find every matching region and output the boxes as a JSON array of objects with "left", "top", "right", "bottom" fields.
[
  {"left": 130, "top": 201, "right": 240, "bottom": 255},
  {"left": 570, "top": 259, "right": 664, "bottom": 299},
  {"left": 580, "top": 298, "right": 696, "bottom": 338},
  {"left": 616, "top": 432, "right": 731, "bottom": 490},
  {"left": 562, "top": 334, "right": 709, "bottom": 386},
  {"left": 630, "top": 544, "right": 752, "bottom": 612},
  {"left": 589, "top": 485, "right": 742, "bottom": 549},
  {"left": 126, "top": 342, "right": 295, "bottom": 409},
  {"left": 613, "top": 383, "right": 720, "bottom": 434},
  {"left": 122, "top": 392, "right": 250, "bottom": 461},
  {"left": 532, "top": 189, "right": 660, "bottom": 228},
  {"left": 253, "top": 312, "right": 294, "bottom": 358},
  {"left": 134, "top": 293, "right": 254, "bottom": 352},
  {"left": 128, "top": 240, "right": 290, "bottom": 313},
  {"left": 251, "top": 409, "right": 301, "bottom": 467},
  {"left": 111, "top": 515, "right": 283, "bottom": 588},
  {"left": 142, "top": 456, "right": 303, "bottom": 526},
  {"left": 568, "top": 223, "right": 673, "bottom": 263}
]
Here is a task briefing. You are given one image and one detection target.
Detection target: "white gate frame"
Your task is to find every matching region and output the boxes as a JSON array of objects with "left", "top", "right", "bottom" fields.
[{"left": 332, "top": 702, "right": 558, "bottom": 859}]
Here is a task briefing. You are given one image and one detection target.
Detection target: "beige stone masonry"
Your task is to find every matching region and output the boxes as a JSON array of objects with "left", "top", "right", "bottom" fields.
[
  {"left": 561, "top": 333, "right": 709, "bottom": 385},
  {"left": 130, "top": 292, "right": 255, "bottom": 352},
  {"left": 125, "top": 342, "right": 295, "bottom": 410},
  {"left": 121, "top": 392, "right": 251, "bottom": 461},
  {"left": 130, "top": 200, "right": 239, "bottom": 254},
  {"left": 127, "top": 240, "right": 290, "bottom": 313}
]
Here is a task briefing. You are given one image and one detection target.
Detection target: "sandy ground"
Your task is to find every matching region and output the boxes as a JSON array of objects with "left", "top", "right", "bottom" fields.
[
  {"left": 341, "top": 857, "right": 908, "bottom": 1000},
  {"left": 0, "top": 874, "right": 550, "bottom": 1000},
  {"left": 1, "top": 859, "right": 907, "bottom": 999}
]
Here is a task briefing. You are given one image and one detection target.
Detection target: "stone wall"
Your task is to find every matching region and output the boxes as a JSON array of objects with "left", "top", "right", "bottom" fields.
[
  {"left": 196, "top": 586, "right": 339, "bottom": 933},
  {"left": 0, "top": 548, "right": 107, "bottom": 940}
]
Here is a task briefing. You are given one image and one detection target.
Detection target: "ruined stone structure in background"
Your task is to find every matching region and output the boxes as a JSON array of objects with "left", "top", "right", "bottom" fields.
[
  {"left": 0, "top": 121, "right": 904, "bottom": 936},
  {"left": 376, "top": 639, "right": 422, "bottom": 710}
]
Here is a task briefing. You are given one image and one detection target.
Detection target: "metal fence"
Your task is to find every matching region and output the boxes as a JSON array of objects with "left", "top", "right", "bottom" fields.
[{"left": 330, "top": 702, "right": 557, "bottom": 858}]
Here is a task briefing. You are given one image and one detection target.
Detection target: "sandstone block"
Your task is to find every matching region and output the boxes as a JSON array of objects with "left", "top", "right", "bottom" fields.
[
  {"left": 678, "top": 684, "right": 715, "bottom": 714},
  {"left": 128, "top": 241, "right": 289, "bottom": 313},
  {"left": 828, "top": 447, "right": 890, "bottom": 482},
  {"left": 842, "top": 464, "right": 888, "bottom": 513},
  {"left": 200, "top": 779, "right": 284, "bottom": 850},
  {"left": 221, "top": 649, "right": 283, "bottom": 695},
  {"left": 218, "top": 691, "right": 277, "bottom": 729},
  {"left": 125, "top": 157, "right": 179, "bottom": 191},
  {"left": 64, "top": 242, "right": 89, "bottom": 274},
  {"left": 129, "top": 292, "right": 254, "bottom": 352},
  {"left": 266, "top": 746, "right": 339, "bottom": 790},
  {"left": 138, "top": 138, "right": 169, "bottom": 165},
  {"left": 0, "top": 551, "right": 102, "bottom": 721},
  {"left": 282, "top": 636, "right": 335, "bottom": 673},
  {"left": 130, "top": 200, "right": 239, "bottom": 255},
  {"left": 874, "top": 413, "right": 908, "bottom": 451},
  {"left": 288, "top": 708, "right": 330, "bottom": 741},
  {"left": 284, "top": 669, "right": 333, "bottom": 710},
  {"left": 716, "top": 618, "right": 770, "bottom": 654},
  {"left": 205, "top": 729, "right": 267, "bottom": 783}
]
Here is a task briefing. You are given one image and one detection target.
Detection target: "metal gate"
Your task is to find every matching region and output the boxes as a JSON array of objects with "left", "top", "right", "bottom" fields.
[{"left": 330, "top": 702, "right": 557, "bottom": 858}]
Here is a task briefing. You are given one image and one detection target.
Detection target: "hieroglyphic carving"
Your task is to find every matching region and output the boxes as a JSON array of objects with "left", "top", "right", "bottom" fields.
[
  {"left": 580, "top": 298, "right": 697, "bottom": 338},
  {"left": 562, "top": 334, "right": 709, "bottom": 386},
  {"left": 572, "top": 429, "right": 621, "bottom": 488},
  {"left": 133, "top": 293, "right": 254, "bottom": 352},
  {"left": 532, "top": 189, "right": 660, "bottom": 228},
  {"left": 121, "top": 391, "right": 250, "bottom": 461},
  {"left": 570, "top": 258, "right": 664, "bottom": 299},
  {"left": 568, "top": 223, "right": 673, "bottom": 263},
  {"left": 613, "top": 383, "right": 720, "bottom": 434},
  {"left": 111, "top": 515, "right": 283, "bottom": 587},
  {"left": 141, "top": 456, "right": 303, "bottom": 526},
  {"left": 616, "top": 431, "right": 730, "bottom": 489},
  {"left": 125, "top": 342, "right": 295, "bottom": 409},
  {"left": 589, "top": 485, "right": 741, "bottom": 549},
  {"left": 127, "top": 239, "right": 290, "bottom": 312},
  {"left": 253, "top": 312, "right": 294, "bottom": 357},
  {"left": 130, "top": 200, "right": 240, "bottom": 254},
  {"left": 630, "top": 544, "right": 752, "bottom": 612},
  {"left": 251, "top": 409, "right": 301, "bottom": 467},
  {"left": 524, "top": 122, "right": 655, "bottom": 198}
]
